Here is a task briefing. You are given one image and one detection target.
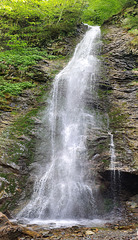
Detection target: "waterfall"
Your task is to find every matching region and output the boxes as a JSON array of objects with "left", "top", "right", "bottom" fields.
[
  {"left": 17, "top": 26, "right": 103, "bottom": 224},
  {"left": 109, "top": 132, "right": 122, "bottom": 216},
  {"left": 109, "top": 132, "right": 117, "bottom": 203},
  {"left": 109, "top": 133, "right": 116, "bottom": 174}
]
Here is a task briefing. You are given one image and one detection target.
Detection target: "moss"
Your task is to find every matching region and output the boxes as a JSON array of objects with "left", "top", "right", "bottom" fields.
[
  {"left": 102, "top": 159, "right": 110, "bottom": 166},
  {"left": 98, "top": 144, "right": 105, "bottom": 150},
  {"left": 129, "top": 29, "right": 138, "bottom": 35},
  {"left": 130, "top": 36, "right": 138, "bottom": 47},
  {"left": 0, "top": 111, "right": 37, "bottom": 211},
  {"left": 109, "top": 108, "right": 128, "bottom": 129},
  {"left": 0, "top": 173, "right": 18, "bottom": 210},
  {"left": 98, "top": 89, "right": 112, "bottom": 98},
  {"left": 0, "top": 88, "right": 46, "bottom": 211},
  {"left": 3, "top": 175, "right": 29, "bottom": 212},
  {"left": 12, "top": 108, "right": 38, "bottom": 135},
  {"left": 2, "top": 108, "right": 38, "bottom": 167},
  {"left": 128, "top": 80, "right": 138, "bottom": 86}
]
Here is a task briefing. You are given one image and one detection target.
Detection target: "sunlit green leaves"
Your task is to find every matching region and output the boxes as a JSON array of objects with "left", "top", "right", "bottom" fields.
[
  {"left": 0, "top": 81, "right": 36, "bottom": 97},
  {"left": 0, "top": 0, "right": 84, "bottom": 24},
  {"left": 0, "top": 0, "right": 84, "bottom": 46},
  {"left": 0, "top": 47, "right": 55, "bottom": 72},
  {"left": 82, "top": 0, "right": 135, "bottom": 25}
]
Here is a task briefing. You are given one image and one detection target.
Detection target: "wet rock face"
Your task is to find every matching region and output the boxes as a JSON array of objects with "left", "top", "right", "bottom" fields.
[
  {"left": 0, "top": 85, "right": 42, "bottom": 212},
  {"left": 101, "top": 25, "right": 138, "bottom": 173},
  {"left": 93, "top": 19, "right": 138, "bottom": 221}
]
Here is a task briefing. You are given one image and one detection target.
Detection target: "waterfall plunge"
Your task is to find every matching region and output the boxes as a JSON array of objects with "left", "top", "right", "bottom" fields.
[{"left": 17, "top": 26, "right": 103, "bottom": 224}]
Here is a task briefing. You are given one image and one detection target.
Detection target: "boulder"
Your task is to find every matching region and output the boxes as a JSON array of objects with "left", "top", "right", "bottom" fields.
[{"left": 0, "top": 212, "right": 42, "bottom": 240}]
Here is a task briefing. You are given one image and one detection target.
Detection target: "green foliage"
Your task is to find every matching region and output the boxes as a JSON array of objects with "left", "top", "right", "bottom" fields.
[
  {"left": 0, "top": 44, "right": 56, "bottom": 110},
  {"left": 0, "top": 0, "right": 84, "bottom": 46},
  {"left": 129, "top": 29, "right": 138, "bottom": 35},
  {"left": 82, "top": 0, "right": 136, "bottom": 25},
  {"left": 0, "top": 47, "right": 56, "bottom": 76},
  {"left": 122, "top": 6, "right": 138, "bottom": 33},
  {"left": 0, "top": 0, "right": 136, "bottom": 46},
  {"left": 7, "top": 35, "right": 28, "bottom": 50},
  {"left": 0, "top": 80, "right": 36, "bottom": 97},
  {"left": 0, "top": 46, "right": 52, "bottom": 110}
]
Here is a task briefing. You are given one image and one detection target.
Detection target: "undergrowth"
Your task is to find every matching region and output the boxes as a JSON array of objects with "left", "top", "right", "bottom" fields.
[
  {"left": 0, "top": 0, "right": 85, "bottom": 110},
  {"left": 0, "top": 47, "right": 56, "bottom": 72},
  {"left": 122, "top": 5, "right": 138, "bottom": 33},
  {"left": 0, "top": 47, "right": 56, "bottom": 108},
  {"left": 0, "top": 80, "right": 36, "bottom": 97}
]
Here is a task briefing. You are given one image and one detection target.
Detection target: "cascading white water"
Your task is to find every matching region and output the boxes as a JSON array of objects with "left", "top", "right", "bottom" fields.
[
  {"left": 109, "top": 132, "right": 117, "bottom": 202},
  {"left": 17, "top": 26, "right": 103, "bottom": 224},
  {"left": 109, "top": 132, "right": 122, "bottom": 216},
  {"left": 109, "top": 132, "right": 116, "bottom": 174}
]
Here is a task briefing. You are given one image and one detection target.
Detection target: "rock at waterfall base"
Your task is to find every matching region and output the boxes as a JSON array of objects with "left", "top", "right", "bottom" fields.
[
  {"left": 85, "top": 230, "right": 95, "bottom": 235},
  {"left": 0, "top": 212, "right": 42, "bottom": 240}
]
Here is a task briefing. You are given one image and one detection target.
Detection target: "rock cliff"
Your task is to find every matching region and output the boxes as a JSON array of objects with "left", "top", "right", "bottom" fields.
[
  {"left": 102, "top": 23, "right": 137, "bottom": 173},
  {"left": 98, "top": 5, "right": 138, "bottom": 221}
]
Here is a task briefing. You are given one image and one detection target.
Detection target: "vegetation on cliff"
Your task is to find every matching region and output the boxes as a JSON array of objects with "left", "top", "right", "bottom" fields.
[{"left": 0, "top": 0, "right": 85, "bottom": 111}]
